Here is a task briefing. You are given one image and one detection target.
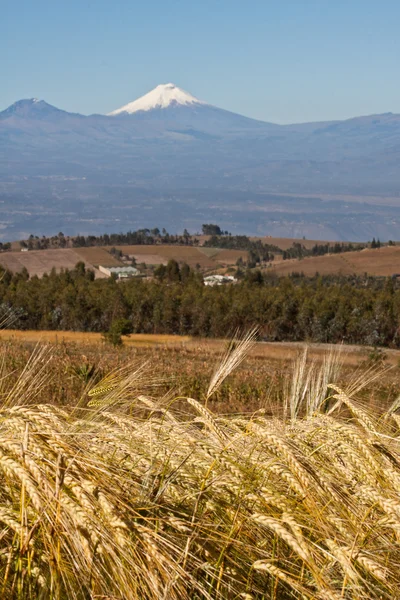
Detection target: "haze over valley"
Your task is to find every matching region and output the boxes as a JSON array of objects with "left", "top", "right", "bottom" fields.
[{"left": 2, "top": 83, "right": 400, "bottom": 241}]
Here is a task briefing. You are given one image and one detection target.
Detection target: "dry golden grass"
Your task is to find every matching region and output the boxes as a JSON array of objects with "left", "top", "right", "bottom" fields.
[
  {"left": 0, "top": 330, "right": 191, "bottom": 347},
  {"left": 1, "top": 344, "right": 400, "bottom": 598},
  {"left": 2, "top": 330, "right": 395, "bottom": 360}
]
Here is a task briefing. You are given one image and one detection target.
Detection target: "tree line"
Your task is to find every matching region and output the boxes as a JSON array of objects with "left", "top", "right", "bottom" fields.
[
  {"left": 1, "top": 263, "right": 400, "bottom": 348},
  {"left": 203, "top": 235, "right": 378, "bottom": 264},
  {"left": 17, "top": 225, "right": 229, "bottom": 251}
]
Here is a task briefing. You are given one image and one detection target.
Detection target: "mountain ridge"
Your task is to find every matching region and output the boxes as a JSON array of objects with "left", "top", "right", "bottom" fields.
[
  {"left": 1, "top": 84, "right": 400, "bottom": 242},
  {"left": 2, "top": 89, "right": 400, "bottom": 132}
]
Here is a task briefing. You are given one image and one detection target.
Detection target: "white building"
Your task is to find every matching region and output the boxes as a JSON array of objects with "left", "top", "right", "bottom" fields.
[
  {"left": 204, "top": 274, "right": 237, "bottom": 287},
  {"left": 99, "top": 265, "right": 140, "bottom": 279}
]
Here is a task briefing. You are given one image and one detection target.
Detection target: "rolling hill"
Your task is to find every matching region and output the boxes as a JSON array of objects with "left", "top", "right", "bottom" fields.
[
  {"left": 1, "top": 235, "right": 400, "bottom": 280},
  {"left": 270, "top": 245, "right": 400, "bottom": 277},
  {"left": 0, "top": 248, "right": 117, "bottom": 279}
]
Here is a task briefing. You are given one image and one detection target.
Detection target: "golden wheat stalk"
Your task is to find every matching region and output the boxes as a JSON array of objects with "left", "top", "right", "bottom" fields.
[{"left": 206, "top": 327, "right": 258, "bottom": 400}]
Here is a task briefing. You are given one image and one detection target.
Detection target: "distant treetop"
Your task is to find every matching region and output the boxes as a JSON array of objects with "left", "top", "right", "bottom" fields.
[{"left": 201, "top": 224, "right": 230, "bottom": 236}]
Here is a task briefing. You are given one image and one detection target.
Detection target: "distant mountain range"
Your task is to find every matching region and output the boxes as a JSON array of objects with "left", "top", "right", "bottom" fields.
[{"left": 1, "top": 83, "right": 400, "bottom": 242}]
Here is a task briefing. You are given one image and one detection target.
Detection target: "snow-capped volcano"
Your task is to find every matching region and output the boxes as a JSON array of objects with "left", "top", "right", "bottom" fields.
[{"left": 108, "top": 83, "right": 205, "bottom": 115}]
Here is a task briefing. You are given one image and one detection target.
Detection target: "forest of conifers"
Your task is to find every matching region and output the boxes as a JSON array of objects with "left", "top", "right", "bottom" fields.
[{"left": 1, "top": 261, "right": 399, "bottom": 347}]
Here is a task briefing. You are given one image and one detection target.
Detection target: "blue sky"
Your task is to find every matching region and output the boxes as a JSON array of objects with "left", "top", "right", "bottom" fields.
[{"left": 2, "top": 0, "right": 400, "bottom": 123}]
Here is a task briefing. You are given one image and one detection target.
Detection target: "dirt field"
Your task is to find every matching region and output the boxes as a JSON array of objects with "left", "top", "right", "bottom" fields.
[
  {"left": 0, "top": 249, "right": 109, "bottom": 279},
  {"left": 269, "top": 246, "right": 400, "bottom": 277}
]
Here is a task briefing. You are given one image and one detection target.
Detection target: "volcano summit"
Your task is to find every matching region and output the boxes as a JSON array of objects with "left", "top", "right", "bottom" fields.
[{"left": 108, "top": 83, "right": 206, "bottom": 115}]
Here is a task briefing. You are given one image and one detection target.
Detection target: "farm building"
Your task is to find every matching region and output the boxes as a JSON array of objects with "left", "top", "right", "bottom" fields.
[
  {"left": 99, "top": 265, "right": 140, "bottom": 279},
  {"left": 204, "top": 274, "right": 237, "bottom": 287}
]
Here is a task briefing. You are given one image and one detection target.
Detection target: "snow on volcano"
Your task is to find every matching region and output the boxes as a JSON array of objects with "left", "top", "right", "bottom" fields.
[{"left": 108, "top": 83, "right": 206, "bottom": 115}]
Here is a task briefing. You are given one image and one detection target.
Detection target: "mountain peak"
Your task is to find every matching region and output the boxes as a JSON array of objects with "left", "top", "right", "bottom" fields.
[
  {"left": 0, "top": 98, "right": 80, "bottom": 122},
  {"left": 13, "top": 98, "right": 41, "bottom": 108},
  {"left": 108, "top": 83, "right": 205, "bottom": 116},
  {"left": 0, "top": 98, "right": 47, "bottom": 118}
]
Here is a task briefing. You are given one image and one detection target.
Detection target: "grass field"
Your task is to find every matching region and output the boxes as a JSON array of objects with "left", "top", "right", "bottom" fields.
[{"left": 1, "top": 336, "right": 400, "bottom": 598}]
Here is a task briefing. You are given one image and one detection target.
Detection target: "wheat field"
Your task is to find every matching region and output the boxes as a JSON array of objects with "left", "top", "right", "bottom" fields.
[{"left": 1, "top": 339, "right": 400, "bottom": 599}]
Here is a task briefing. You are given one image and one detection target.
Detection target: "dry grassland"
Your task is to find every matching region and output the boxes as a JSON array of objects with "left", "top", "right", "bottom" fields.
[
  {"left": 270, "top": 245, "right": 400, "bottom": 277},
  {"left": 0, "top": 249, "right": 109, "bottom": 278},
  {"left": 211, "top": 248, "right": 248, "bottom": 263},
  {"left": 1, "top": 329, "right": 398, "bottom": 369},
  {"left": 252, "top": 236, "right": 337, "bottom": 250},
  {"left": 74, "top": 246, "right": 124, "bottom": 267},
  {"left": 6, "top": 236, "right": 393, "bottom": 280},
  {"left": 112, "top": 244, "right": 224, "bottom": 269},
  {"left": 0, "top": 330, "right": 190, "bottom": 347},
  {"left": 196, "top": 234, "right": 335, "bottom": 250}
]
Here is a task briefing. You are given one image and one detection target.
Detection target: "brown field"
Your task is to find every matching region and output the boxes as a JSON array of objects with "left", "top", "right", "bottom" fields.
[
  {"left": 113, "top": 245, "right": 215, "bottom": 268},
  {"left": 0, "top": 330, "right": 190, "bottom": 347},
  {"left": 112, "top": 244, "right": 240, "bottom": 269},
  {"left": 75, "top": 246, "right": 123, "bottom": 267},
  {"left": 210, "top": 248, "right": 248, "bottom": 263},
  {"left": 0, "top": 248, "right": 109, "bottom": 279},
  {"left": 9, "top": 241, "right": 22, "bottom": 251},
  {"left": 270, "top": 245, "right": 400, "bottom": 277},
  {"left": 195, "top": 234, "right": 337, "bottom": 250},
  {"left": 252, "top": 236, "right": 337, "bottom": 250},
  {"left": 128, "top": 253, "right": 168, "bottom": 265},
  {"left": 1, "top": 328, "right": 399, "bottom": 367}
]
